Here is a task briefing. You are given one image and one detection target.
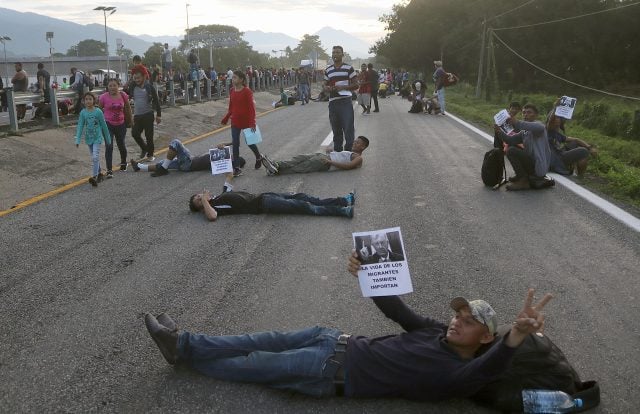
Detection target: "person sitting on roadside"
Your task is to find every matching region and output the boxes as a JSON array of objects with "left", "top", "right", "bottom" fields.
[
  {"left": 546, "top": 113, "right": 597, "bottom": 177},
  {"left": 143, "top": 254, "right": 553, "bottom": 402},
  {"left": 260, "top": 136, "right": 369, "bottom": 176},
  {"left": 188, "top": 190, "right": 356, "bottom": 221},
  {"left": 494, "top": 104, "right": 552, "bottom": 191},
  {"left": 130, "top": 139, "right": 243, "bottom": 193},
  {"left": 408, "top": 80, "right": 427, "bottom": 113}
]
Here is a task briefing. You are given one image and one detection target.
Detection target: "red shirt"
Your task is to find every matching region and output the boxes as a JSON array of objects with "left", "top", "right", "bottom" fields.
[{"left": 222, "top": 87, "right": 256, "bottom": 129}]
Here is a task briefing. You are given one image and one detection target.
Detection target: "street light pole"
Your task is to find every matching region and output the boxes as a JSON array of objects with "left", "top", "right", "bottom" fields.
[
  {"left": 1, "top": 36, "right": 10, "bottom": 86},
  {"left": 186, "top": 3, "right": 191, "bottom": 49},
  {"left": 46, "top": 32, "right": 57, "bottom": 82},
  {"left": 94, "top": 6, "right": 116, "bottom": 79}
]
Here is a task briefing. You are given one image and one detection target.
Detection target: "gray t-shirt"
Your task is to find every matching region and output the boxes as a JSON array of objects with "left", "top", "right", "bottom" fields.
[{"left": 133, "top": 85, "right": 152, "bottom": 116}]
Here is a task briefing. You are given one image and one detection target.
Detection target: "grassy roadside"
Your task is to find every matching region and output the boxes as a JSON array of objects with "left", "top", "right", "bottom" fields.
[{"left": 446, "top": 84, "right": 640, "bottom": 211}]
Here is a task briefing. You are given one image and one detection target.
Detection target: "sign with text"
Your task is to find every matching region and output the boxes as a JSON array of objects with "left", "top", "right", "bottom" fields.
[
  {"left": 209, "top": 146, "right": 233, "bottom": 175},
  {"left": 555, "top": 96, "right": 577, "bottom": 119},
  {"left": 494, "top": 109, "right": 515, "bottom": 135},
  {"left": 352, "top": 227, "right": 413, "bottom": 297}
]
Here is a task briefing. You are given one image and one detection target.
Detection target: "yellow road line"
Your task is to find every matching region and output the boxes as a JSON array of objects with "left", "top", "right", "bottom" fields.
[{"left": 0, "top": 107, "right": 281, "bottom": 218}]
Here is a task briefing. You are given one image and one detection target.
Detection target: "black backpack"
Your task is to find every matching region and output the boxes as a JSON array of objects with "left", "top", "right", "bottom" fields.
[
  {"left": 473, "top": 326, "right": 600, "bottom": 413},
  {"left": 481, "top": 148, "right": 507, "bottom": 189}
]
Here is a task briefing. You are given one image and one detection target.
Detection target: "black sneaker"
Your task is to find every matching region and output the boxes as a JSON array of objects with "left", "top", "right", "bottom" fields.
[
  {"left": 139, "top": 150, "right": 147, "bottom": 160},
  {"left": 106, "top": 170, "right": 113, "bottom": 179},
  {"left": 130, "top": 159, "right": 140, "bottom": 172},
  {"left": 261, "top": 155, "right": 278, "bottom": 175},
  {"left": 233, "top": 168, "right": 243, "bottom": 177},
  {"left": 88, "top": 176, "right": 98, "bottom": 187},
  {"left": 151, "top": 165, "right": 169, "bottom": 177},
  {"left": 120, "top": 163, "right": 127, "bottom": 172},
  {"left": 255, "top": 155, "right": 263, "bottom": 170}
]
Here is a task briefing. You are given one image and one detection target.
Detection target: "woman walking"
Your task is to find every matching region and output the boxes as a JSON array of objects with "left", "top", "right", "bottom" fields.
[
  {"left": 220, "top": 70, "right": 263, "bottom": 177},
  {"left": 99, "top": 79, "right": 130, "bottom": 176},
  {"left": 75, "top": 92, "right": 111, "bottom": 186}
]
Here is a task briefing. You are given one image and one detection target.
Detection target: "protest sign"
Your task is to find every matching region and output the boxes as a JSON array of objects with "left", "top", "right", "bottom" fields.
[
  {"left": 352, "top": 227, "right": 413, "bottom": 297},
  {"left": 555, "top": 96, "right": 577, "bottom": 119},
  {"left": 209, "top": 146, "right": 233, "bottom": 175},
  {"left": 494, "top": 109, "right": 515, "bottom": 135}
]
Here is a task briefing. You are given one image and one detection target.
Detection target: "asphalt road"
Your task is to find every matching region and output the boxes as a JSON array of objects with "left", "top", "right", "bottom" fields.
[{"left": 1, "top": 96, "right": 638, "bottom": 413}]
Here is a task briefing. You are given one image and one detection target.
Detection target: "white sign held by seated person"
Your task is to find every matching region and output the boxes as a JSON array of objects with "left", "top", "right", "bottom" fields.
[
  {"left": 209, "top": 146, "right": 233, "bottom": 175},
  {"left": 555, "top": 96, "right": 577, "bottom": 119},
  {"left": 494, "top": 109, "right": 515, "bottom": 135},
  {"left": 352, "top": 226, "right": 413, "bottom": 297}
]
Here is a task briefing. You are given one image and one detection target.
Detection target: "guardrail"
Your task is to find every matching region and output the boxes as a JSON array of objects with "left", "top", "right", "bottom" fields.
[{"left": 2, "top": 73, "right": 302, "bottom": 132}]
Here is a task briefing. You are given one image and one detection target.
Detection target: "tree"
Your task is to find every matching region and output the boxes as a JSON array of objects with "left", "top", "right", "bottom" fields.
[
  {"left": 66, "top": 39, "right": 107, "bottom": 57},
  {"left": 116, "top": 47, "right": 133, "bottom": 60},
  {"left": 291, "top": 34, "right": 330, "bottom": 66}
]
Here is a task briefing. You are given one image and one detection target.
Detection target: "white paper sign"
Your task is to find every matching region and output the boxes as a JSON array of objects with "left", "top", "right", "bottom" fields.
[
  {"left": 352, "top": 227, "right": 413, "bottom": 297},
  {"left": 209, "top": 146, "right": 233, "bottom": 175},
  {"left": 494, "top": 109, "right": 515, "bottom": 135},
  {"left": 555, "top": 96, "right": 577, "bottom": 119}
]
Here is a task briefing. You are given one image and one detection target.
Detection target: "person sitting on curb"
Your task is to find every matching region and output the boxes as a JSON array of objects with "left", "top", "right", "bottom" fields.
[
  {"left": 260, "top": 136, "right": 369, "bottom": 176},
  {"left": 130, "top": 139, "right": 244, "bottom": 192},
  {"left": 188, "top": 190, "right": 356, "bottom": 221},
  {"left": 143, "top": 251, "right": 552, "bottom": 401},
  {"left": 494, "top": 104, "right": 552, "bottom": 191},
  {"left": 546, "top": 112, "right": 597, "bottom": 177}
]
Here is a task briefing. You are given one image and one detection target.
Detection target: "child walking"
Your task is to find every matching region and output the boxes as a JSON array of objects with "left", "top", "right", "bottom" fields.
[{"left": 75, "top": 92, "right": 112, "bottom": 186}]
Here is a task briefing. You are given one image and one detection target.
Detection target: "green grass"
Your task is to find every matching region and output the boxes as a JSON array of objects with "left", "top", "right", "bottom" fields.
[{"left": 446, "top": 83, "right": 640, "bottom": 210}]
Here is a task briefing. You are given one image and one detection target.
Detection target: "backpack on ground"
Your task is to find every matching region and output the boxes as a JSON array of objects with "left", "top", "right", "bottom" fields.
[
  {"left": 481, "top": 148, "right": 507, "bottom": 189},
  {"left": 473, "top": 325, "right": 600, "bottom": 413}
]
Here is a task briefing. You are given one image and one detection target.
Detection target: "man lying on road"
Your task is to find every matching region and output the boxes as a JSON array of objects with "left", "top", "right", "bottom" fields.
[
  {"left": 188, "top": 190, "right": 356, "bottom": 221},
  {"left": 260, "top": 136, "right": 369, "bottom": 176},
  {"left": 130, "top": 138, "right": 244, "bottom": 192},
  {"left": 144, "top": 251, "right": 552, "bottom": 402}
]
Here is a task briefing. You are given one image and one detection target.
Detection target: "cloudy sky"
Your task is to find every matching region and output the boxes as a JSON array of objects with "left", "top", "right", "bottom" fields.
[{"left": 2, "top": 0, "right": 398, "bottom": 43}]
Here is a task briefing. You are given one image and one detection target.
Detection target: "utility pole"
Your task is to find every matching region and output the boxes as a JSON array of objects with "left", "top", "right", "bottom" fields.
[{"left": 475, "top": 19, "right": 487, "bottom": 98}]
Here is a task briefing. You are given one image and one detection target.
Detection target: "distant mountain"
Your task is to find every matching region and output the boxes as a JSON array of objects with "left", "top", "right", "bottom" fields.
[
  {"left": 0, "top": 7, "right": 373, "bottom": 60},
  {"left": 242, "top": 31, "right": 299, "bottom": 55},
  {"left": 138, "top": 35, "right": 182, "bottom": 48},
  {"left": 0, "top": 7, "right": 152, "bottom": 57},
  {"left": 243, "top": 27, "right": 372, "bottom": 59},
  {"left": 314, "top": 27, "right": 373, "bottom": 58}
]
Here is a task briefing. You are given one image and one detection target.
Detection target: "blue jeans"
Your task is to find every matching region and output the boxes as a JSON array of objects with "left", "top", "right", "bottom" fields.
[
  {"left": 261, "top": 193, "right": 349, "bottom": 216},
  {"left": 178, "top": 326, "right": 342, "bottom": 397},
  {"left": 87, "top": 143, "right": 101, "bottom": 177},
  {"left": 328, "top": 98, "right": 355, "bottom": 151},
  {"left": 105, "top": 122, "right": 127, "bottom": 170},
  {"left": 231, "top": 126, "right": 260, "bottom": 169},
  {"left": 436, "top": 88, "right": 446, "bottom": 113},
  {"left": 164, "top": 139, "right": 193, "bottom": 171},
  {"left": 299, "top": 84, "right": 310, "bottom": 102}
]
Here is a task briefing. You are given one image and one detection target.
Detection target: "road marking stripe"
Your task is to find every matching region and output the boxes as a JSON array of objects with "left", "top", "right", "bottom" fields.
[
  {"left": 0, "top": 108, "right": 280, "bottom": 218},
  {"left": 447, "top": 113, "right": 640, "bottom": 233}
]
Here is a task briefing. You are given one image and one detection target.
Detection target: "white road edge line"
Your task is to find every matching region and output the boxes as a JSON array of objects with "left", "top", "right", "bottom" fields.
[{"left": 447, "top": 112, "right": 640, "bottom": 233}]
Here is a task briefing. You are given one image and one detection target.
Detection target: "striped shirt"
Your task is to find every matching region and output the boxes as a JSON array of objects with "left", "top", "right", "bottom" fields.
[{"left": 324, "top": 63, "right": 356, "bottom": 102}]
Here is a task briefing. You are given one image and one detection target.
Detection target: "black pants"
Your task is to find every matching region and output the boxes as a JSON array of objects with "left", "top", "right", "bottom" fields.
[
  {"left": 132, "top": 112, "right": 155, "bottom": 157},
  {"left": 105, "top": 122, "right": 128, "bottom": 170},
  {"left": 506, "top": 147, "right": 535, "bottom": 179},
  {"left": 371, "top": 89, "right": 379, "bottom": 111}
]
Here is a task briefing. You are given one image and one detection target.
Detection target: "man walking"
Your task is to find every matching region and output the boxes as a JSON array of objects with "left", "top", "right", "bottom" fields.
[
  {"left": 367, "top": 63, "right": 379, "bottom": 113},
  {"left": 130, "top": 68, "right": 162, "bottom": 160},
  {"left": 324, "top": 46, "right": 358, "bottom": 151}
]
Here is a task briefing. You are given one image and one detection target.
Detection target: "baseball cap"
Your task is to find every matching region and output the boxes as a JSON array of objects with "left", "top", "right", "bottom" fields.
[{"left": 450, "top": 297, "right": 498, "bottom": 335}]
